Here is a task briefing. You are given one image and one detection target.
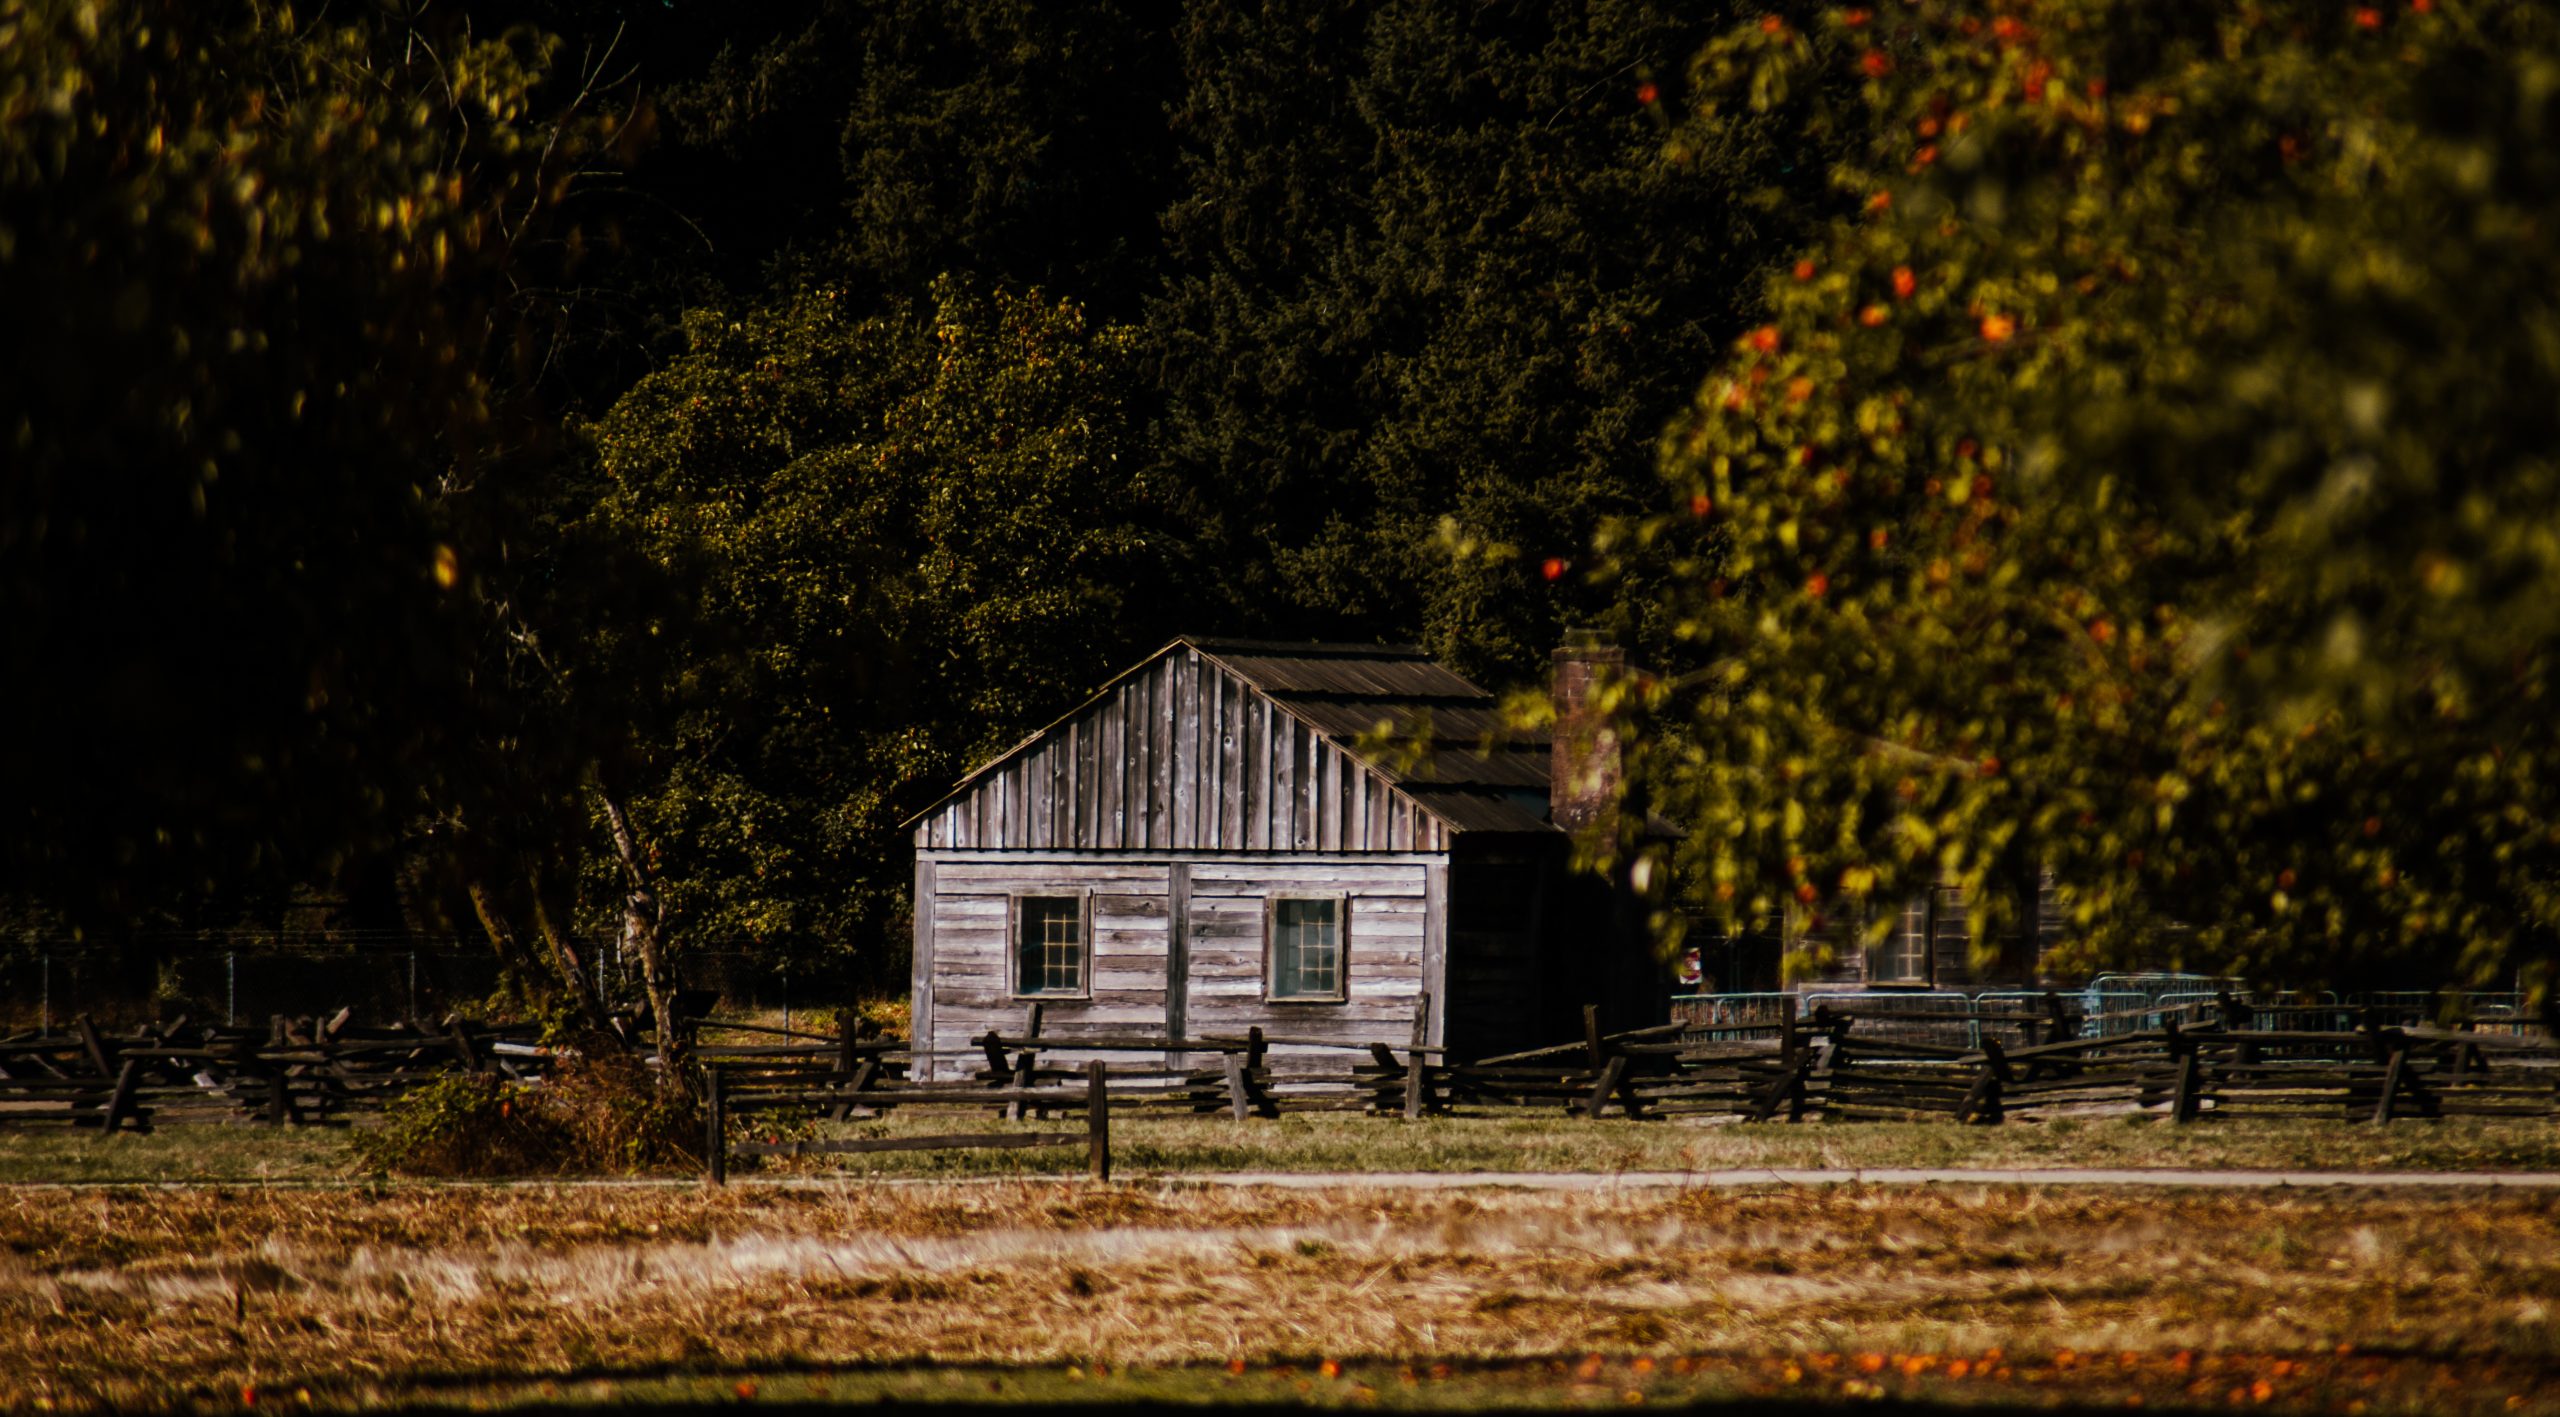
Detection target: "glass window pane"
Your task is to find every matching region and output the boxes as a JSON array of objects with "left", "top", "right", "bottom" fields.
[
  {"left": 1273, "top": 898, "right": 1340, "bottom": 999},
  {"left": 1017, "top": 897, "right": 1083, "bottom": 995}
]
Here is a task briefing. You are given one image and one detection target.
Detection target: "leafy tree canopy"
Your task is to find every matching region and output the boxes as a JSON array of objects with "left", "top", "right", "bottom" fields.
[
  {"left": 1610, "top": 0, "right": 2560, "bottom": 990},
  {"left": 0, "top": 0, "right": 605, "bottom": 926},
  {"left": 572, "top": 277, "right": 1175, "bottom": 958},
  {"left": 1155, "top": 0, "right": 1816, "bottom": 681}
]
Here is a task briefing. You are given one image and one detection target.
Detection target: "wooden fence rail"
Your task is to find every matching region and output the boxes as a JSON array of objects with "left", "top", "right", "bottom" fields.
[
  {"left": 0, "top": 1012, "right": 545, "bottom": 1132},
  {"left": 11, "top": 995, "right": 2553, "bottom": 1161}
]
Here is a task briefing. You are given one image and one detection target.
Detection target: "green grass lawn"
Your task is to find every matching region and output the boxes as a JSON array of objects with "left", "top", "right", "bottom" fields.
[{"left": 3, "top": 1108, "right": 2556, "bottom": 1184}]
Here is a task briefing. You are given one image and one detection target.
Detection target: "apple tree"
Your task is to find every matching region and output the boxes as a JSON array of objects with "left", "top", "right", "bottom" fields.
[{"left": 1604, "top": 0, "right": 2560, "bottom": 992}]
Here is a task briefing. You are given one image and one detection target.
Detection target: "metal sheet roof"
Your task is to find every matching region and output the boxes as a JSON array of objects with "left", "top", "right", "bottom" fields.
[
  {"left": 1187, "top": 638, "right": 1556, "bottom": 831},
  {"left": 902, "top": 635, "right": 1561, "bottom": 837}
]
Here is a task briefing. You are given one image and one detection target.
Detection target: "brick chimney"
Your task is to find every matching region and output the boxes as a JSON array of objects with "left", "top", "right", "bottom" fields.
[{"left": 1549, "top": 629, "right": 1624, "bottom": 834}]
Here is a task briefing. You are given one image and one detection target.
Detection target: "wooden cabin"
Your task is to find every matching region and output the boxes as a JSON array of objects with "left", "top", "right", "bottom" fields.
[{"left": 902, "top": 635, "right": 1660, "bottom": 1078}]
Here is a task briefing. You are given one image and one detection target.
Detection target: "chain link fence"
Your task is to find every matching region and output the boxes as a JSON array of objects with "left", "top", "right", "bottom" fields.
[{"left": 0, "top": 939, "right": 892, "bottom": 1033}]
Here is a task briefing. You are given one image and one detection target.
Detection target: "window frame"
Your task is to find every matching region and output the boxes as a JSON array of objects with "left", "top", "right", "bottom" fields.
[
  {"left": 1263, "top": 892, "right": 1350, "bottom": 1004},
  {"left": 1009, "top": 890, "right": 1094, "bottom": 1001},
  {"left": 1866, "top": 893, "right": 1939, "bottom": 988}
]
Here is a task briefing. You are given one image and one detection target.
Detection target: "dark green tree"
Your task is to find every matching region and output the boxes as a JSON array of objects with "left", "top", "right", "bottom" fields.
[
  {"left": 567, "top": 277, "right": 1176, "bottom": 985},
  {"left": 1152, "top": 0, "right": 1816, "bottom": 682},
  {"left": 0, "top": 1, "right": 609, "bottom": 933}
]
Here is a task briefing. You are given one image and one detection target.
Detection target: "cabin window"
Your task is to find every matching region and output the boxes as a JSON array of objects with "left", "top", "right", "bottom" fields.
[
  {"left": 1014, "top": 894, "right": 1089, "bottom": 998},
  {"left": 1267, "top": 895, "right": 1347, "bottom": 1002},
  {"left": 1868, "top": 893, "right": 1938, "bottom": 985}
]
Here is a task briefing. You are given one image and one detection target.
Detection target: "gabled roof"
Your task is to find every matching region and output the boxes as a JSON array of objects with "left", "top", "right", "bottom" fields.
[
  {"left": 902, "top": 635, "right": 1556, "bottom": 841},
  {"left": 1183, "top": 638, "right": 1556, "bottom": 834}
]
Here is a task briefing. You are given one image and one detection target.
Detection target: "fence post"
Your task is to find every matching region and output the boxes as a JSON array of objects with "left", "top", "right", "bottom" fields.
[
  {"left": 704, "top": 1064, "right": 728, "bottom": 1186},
  {"left": 2220, "top": 991, "right": 2259, "bottom": 1067},
  {"left": 2164, "top": 1020, "right": 2199, "bottom": 1123},
  {"left": 99, "top": 1057, "right": 144, "bottom": 1138},
  {"left": 39, "top": 952, "right": 48, "bottom": 1036},
  {"left": 1086, "top": 1059, "right": 1110, "bottom": 1182},
  {"left": 1222, "top": 1047, "right": 1253, "bottom": 1122},
  {"left": 1007, "top": 1002, "right": 1043, "bottom": 1122},
  {"left": 1586, "top": 1054, "right": 1630, "bottom": 1121},
  {"left": 76, "top": 1015, "right": 114, "bottom": 1081},
  {"left": 1953, "top": 1037, "right": 2006, "bottom": 1125},
  {"left": 1403, "top": 991, "right": 1432, "bottom": 1121},
  {"left": 830, "top": 1012, "right": 862, "bottom": 1122},
  {"left": 2372, "top": 1033, "right": 2407, "bottom": 1125},
  {"left": 226, "top": 951, "right": 236, "bottom": 1027}
]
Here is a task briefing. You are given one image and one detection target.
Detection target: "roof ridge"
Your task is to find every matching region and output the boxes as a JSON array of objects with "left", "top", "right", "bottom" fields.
[{"left": 1179, "top": 634, "right": 1434, "bottom": 658}]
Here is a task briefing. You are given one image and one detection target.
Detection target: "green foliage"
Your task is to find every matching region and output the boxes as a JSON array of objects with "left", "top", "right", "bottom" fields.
[
  {"left": 1612, "top": 0, "right": 2560, "bottom": 988},
  {"left": 609, "top": 0, "right": 1181, "bottom": 316},
  {"left": 0, "top": 0, "right": 603, "bottom": 923},
  {"left": 354, "top": 1057, "right": 698, "bottom": 1176},
  {"left": 572, "top": 277, "right": 1175, "bottom": 961},
  {"left": 1154, "top": 0, "right": 1814, "bottom": 681}
]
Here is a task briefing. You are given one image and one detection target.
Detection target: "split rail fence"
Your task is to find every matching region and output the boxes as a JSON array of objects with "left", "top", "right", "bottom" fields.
[
  {"left": 694, "top": 991, "right": 2560, "bottom": 1178},
  {"left": 7, "top": 992, "right": 2553, "bottom": 1173},
  {"left": 0, "top": 1011, "right": 543, "bottom": 1132}
]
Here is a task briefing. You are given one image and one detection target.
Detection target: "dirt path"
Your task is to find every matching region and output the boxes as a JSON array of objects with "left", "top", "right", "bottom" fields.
[
  {"left": 11, "top": 1165, "right": 2560, "bottom": 1191},
  {"left": 1171, "top": 1166, "right": 2560, "bottom": 1190}
]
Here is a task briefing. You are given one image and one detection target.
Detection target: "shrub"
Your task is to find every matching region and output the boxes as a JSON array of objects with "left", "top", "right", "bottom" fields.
[{"left": 354, "top": 1056, "right": 700, "bottom": 1177}]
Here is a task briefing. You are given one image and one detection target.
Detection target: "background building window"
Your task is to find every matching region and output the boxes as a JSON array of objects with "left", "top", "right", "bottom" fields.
[
  {"left": 1268, "top": 896, "right": 1345, "bottom": 1001},
  {"left": 1015, "top": 895, "right": 1087, "bottom": 997},
  {"left": 1870, "top": 894, "right": 1937, "bottom": 985}
]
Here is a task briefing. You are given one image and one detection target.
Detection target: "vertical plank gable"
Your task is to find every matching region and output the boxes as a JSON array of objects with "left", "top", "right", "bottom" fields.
[
  {"left": 1173, "top": 651, "right": 1197, "bottom": 851},
  {"left": 914, "top": 647, "right": 1471, "bottom": 853}
]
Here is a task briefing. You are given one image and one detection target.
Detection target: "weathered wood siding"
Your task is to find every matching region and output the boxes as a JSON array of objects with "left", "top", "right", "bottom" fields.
[
  {"left": 912, "top": 647, "right": 1449, "bottom": 854},
  {"left": 1184, "top": 858, "right": 1430, "bottom": 1043},
  {"left": 919, "top": 851, "right": 1437, "bottom": 1076}
]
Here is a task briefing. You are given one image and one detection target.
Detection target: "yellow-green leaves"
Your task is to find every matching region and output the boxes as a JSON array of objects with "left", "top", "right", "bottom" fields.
[{"left": 1614, "top": 0, "right": 2560, "bottom": 990}]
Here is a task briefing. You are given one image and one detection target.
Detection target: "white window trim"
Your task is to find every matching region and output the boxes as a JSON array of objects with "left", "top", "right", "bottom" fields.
[
  {"left": 1264, "top": 892, "right": 1350, "bottom": 1004},
  {"left": 1009, "top": 890, "right": 1093, "bottom": 1001},
  {"left": 1866, "top": 894, "right": 1938, "bottom": 987}
]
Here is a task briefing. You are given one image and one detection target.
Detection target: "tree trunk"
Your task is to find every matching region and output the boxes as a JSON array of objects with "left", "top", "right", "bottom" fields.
[
  {"left": 462, "top": 876, "right": 544, "bottom": 1010},
  {"left": 529, "top": 868, "right": 621, "bottom": 1043},
  {"left": 600, "top": 784, "right": 691, "bottom": 1097}
]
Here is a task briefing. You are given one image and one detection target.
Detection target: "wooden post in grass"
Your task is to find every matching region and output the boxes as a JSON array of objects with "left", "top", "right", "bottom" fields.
[
  {"left": 266, "top": 1047, "right": 291, "bottom": 1127},
  {"left": 1586, "top": 1054, "right": 1629, "bottom": 1121},
  {"left": 2164, "top": 1019, "right": 2199, "bottom": 1124},
  {"left": 1959, "top": 1038, "right": 2008, "bottom": 1125},
  {"left": 2372, "top": 1032, "right": 2407, "bottom": 1125},
  {"left": 75, "top": 1015, "right": 114, "bottom": 1081},
  {"left": 1006, "top": 1004, "right": 1044, "bottom": 1122},
  {"left": 1086, "top": 1059, "right": 1110, "bottom": 1182},
  {"left": 1403, "top": 992, "right": 1431, "bottom": 1121},
  {"left": 1222, "top": 1043, "right": 1254, "bottom": 1122},
  {"left": 829, "top": 1012, "right": 862, "bottom": 1122},
  {"left": 2219, "top": 992, "right": 2258, "bottom": 1067},
  {"left": 833, "top": 1055, "right": 879, "bottom": 1122},
  {"left": 704, "top": 1064, "right": 728, "bottom": 1186},
  {"left": 100, "top": 1056, "right": 143, "bottom": 1137},
  {"left": 445, "top": 1019, "right": 481, "bottom": 1074}
]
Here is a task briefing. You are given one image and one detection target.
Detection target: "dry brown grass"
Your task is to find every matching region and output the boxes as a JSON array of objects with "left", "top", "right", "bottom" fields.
[
  {"left": 6, "top": 1181, "right": 2558, "bottom": 1413},
  {"left": 7, "top": 1111, "right": 2559, "bottom": 1186}
]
